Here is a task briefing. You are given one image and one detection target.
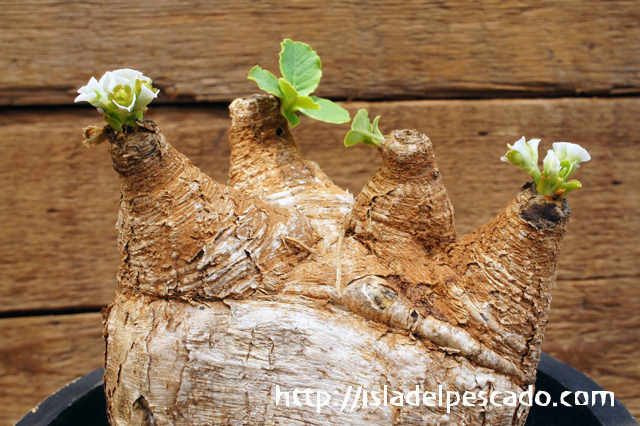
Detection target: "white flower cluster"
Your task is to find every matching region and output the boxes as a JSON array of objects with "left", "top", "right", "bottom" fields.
[
  {"left": 501, "top": 137, "right": 590, "bottom": 199},
  {"left": 75, "top": 69, "right": 159, "bottom": 132}
]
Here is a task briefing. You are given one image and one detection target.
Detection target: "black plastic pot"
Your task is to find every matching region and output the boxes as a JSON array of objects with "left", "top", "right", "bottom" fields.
[{"left": 15, "top": 353, "right": 638, "bottom": 426}]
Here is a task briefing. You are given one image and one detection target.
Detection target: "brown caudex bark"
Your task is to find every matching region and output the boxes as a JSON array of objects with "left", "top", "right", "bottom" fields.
[{"left": 101, "top": 95, "right": 570, "bottom": 425}]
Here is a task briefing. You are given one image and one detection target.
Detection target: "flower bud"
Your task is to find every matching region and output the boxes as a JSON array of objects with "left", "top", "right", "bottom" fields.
[{"left": 501, "top": 137, "right": 542, "bottom": 183}]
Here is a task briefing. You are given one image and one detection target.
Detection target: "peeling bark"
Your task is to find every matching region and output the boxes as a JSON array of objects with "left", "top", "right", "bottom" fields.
[{"left": 102, "top": 95, "right": 569, "bottom": 425}]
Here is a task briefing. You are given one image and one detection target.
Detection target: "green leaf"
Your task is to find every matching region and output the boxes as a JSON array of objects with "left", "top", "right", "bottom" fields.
[
  {"left": 278, "top": 78, "right": 298, "bottom": 101},
  {"left": 282, "top": 109, "right": 301, "bottom": 129},
  {"left": 279, "top": 39, "right": 322, "bottom": 96},
  {"left": 278, "top": 78, "right": 298, "bottom": 113},
  {"left": 248, "top": 65, "right": 283, "bottom": 97},
  {"left": 352, "top": 108, "right": 371, "bottom": 132},
  {"left": 298, "top": 96, "right": 350, "bottom": 124},
  {"left": 561, "top": 179, "right": 582, "bottom": 197},
  {"left": 372, "top": 116, "right": 382, "bottom": 139},
  {"left": 344, "top": 130, "right": 366, "bottom": 147},
  {"left": 344, "top": 109, "right": 384, "bottom": 147},
  {"left": 294, "top": 96, "right": 320, "bottom": 110},
  {"left": 248, "top": 40, "right": 347, "bottom": 130},
  {"left": 562, "top": 179, "right": 582, "bottom": 191}
]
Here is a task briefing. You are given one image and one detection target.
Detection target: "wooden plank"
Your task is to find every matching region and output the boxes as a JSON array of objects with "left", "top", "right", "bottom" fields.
[
  {"left": 0, "top": 106, "right": 233, "bottom": 314},
  {"left": 295, "top": 97, "right": 640, "bottom": 282},
  {"left": 1, "top": 97, "right": 638, "bottom": 314},
  {"left": 543, "top": 276, "right": 640, "bottom": 419},
  {"left": 2, "top": 0, "right": 640, "bottom": 105},
  {"left": 0, "top": 313, "right": 104, "bottom": 426}
]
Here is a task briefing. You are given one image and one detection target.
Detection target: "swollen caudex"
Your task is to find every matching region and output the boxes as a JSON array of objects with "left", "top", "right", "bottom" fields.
[{"left": 78, "top": 42, "right": 590, "bottom": 425}]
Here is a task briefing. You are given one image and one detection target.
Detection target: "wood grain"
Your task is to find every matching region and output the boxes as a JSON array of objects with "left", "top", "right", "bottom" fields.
[
  {"left": 0, "top": 313, "right": 104, "bottom": 426},
  {"left": 543, "top": 276, "right": 640, "bottom": 418},
  {"left": 0, "top": 106, "right": 232, "bottom": 314},
  {"left": 2, "top": 0, "right": 640, "bottom": 105},
  {"left": 2, "top": 98, "right": 639, "bottom": 313},
  {"left": 1, "top": 99, "right": 638, "bottom": 419}
]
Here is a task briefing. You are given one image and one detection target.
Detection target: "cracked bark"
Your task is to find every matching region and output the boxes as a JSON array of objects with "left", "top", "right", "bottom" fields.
[{"left": 102, "top": 95, "right": 569, "bottom": 425}]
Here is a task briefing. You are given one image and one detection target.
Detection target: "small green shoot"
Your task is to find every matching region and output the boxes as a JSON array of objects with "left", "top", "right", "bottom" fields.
[
  {"left": 248, "top": 39, "right": 350, "bottom": 128},
  {"left": 344, "top": 109, "right": 384, "bottom": 147}
]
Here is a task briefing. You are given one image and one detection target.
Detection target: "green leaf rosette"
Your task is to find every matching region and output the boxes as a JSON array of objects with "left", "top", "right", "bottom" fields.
[{"left": 248, "top": 39, "right": 350, "bottom": 128}]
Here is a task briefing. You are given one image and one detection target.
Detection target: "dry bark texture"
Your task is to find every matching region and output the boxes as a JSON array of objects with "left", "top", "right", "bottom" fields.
[
  {"left": 103, "top": 95, "right": 571, "bottom": 425},
  {"left": 3, "top": 99, "right": 640, "bottom": 422},
  {"left": 228, "top": 96, "right": 354, "bottom": 237},
  {"left": 5, "top": 99, "right": 639, "bottom": 312}
]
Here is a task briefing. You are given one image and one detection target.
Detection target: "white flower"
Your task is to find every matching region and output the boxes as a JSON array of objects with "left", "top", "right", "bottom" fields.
[
  {"left": 501, "top": 137, "right": 542, "bottom": 180},
  {"left": 75, "top": 69, "right": 159, "bottom": 132},
  {"left": 552, "top": 142, "right": 591, "bottom": 165},
  {"left": 111, "top": 68, "right": 149, "bottom": 84},
  {"left": 75, "top": 77, "right": 103, "bottom": 105},
  {"left": 136, "top": 85, "right": 158, "bottom": 109},
  {"left": 523, "top": 138, "right": 541, "bottom": 165},
  {"left": 542, "top": 149, "right": 561, "bottom": 183},
  {"left": 536, "top": 142, "right": 590, "bottom": 199}
]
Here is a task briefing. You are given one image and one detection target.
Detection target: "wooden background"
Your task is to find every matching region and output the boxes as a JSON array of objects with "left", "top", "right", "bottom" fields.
[{"left": 1, "top": 1, "right": 639, "bottom": 424}]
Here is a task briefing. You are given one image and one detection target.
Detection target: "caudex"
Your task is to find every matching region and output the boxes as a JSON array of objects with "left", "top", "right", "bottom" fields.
[{"left": 77, "top": 40, "right": 590, "bottom": 426}]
